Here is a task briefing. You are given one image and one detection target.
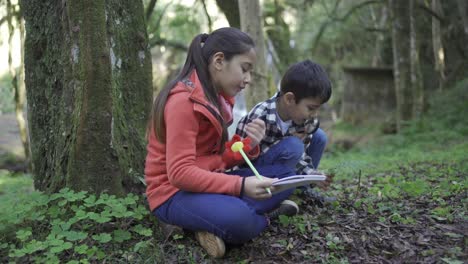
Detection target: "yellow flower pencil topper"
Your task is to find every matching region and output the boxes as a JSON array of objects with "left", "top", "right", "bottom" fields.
[{"left": 231, "top": 141, "right": 272, "bottom": 195}]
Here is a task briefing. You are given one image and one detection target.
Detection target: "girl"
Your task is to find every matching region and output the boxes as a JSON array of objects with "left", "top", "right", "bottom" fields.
[{"left": 145, "top": 27, "right": 300, "bottom": 258}]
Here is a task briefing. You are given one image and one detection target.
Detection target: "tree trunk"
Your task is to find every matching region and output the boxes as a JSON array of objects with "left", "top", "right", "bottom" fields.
[
  {"left": 201, "top": 0, "right": 213, "bottom": 32},
  {"left": 431, "top": 0, "right": 446, "bottom": 90},
  {"left": 7, "top": 0, "right": 29, "bottom": 162},
  {"left": 389, "top": 0, "right": 412, "bottom": 132},
  {"left": 106, "top": 0, "right": 153, "bottom": 193},
  {"left": 238, "top": 0, "right": 269, "bottom": 109},
  {"left": 410, "top": 0, "right": 423, "bottom": 119},
  {"left": 145, "top": 0, "right": 158, "bottom": 21},
  {"left": 371, "top": 6, "right": 388, "bottom": 67},
  {"left": 264, "top": 0, "right": 296, "bottom": 73},
  {"left": 457, "top": 0, "right": 468, "bottom": 37},
  {"left": 17, "top": 15, "right": 30, "bottom": 162},
  {"left": 21, "top": 0, "right": 152, "bottom": 195},
  {"left": 216, "top": 0, "right": 240, "bottom": 29}
]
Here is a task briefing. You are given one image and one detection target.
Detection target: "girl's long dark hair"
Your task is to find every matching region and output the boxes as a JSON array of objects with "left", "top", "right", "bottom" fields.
[{"left": 150, "top": 27, "right": 255, "bottom": 148}]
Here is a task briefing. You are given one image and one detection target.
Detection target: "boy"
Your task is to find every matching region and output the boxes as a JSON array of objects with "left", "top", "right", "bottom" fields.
[{"left": 236, "top": 60, "right": 333, "bottom": 206}]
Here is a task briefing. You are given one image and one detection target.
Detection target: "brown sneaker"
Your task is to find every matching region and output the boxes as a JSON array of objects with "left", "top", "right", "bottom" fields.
[{"left": 194, "top": 231, "right": 226, "bottom": 258}]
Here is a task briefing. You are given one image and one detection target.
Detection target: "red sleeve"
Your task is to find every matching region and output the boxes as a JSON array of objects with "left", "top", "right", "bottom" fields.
[{"left": 165, "top": 93, "right": 242, "bottom": 195}]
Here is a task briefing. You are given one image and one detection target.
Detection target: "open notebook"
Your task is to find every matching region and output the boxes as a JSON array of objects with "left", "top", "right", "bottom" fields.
[{"left": 271, "top": 174, "right": 326, "bottom": 194}]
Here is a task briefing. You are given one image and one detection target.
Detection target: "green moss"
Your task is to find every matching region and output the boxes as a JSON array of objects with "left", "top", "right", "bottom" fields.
[{"left": 106, "top": 0, "right": 152, "bottom": 191}]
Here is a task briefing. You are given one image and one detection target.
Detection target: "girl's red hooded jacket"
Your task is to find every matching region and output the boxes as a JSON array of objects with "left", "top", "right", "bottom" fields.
[{"left": 145, "top": 71, "right": 259, "bottom": 211}]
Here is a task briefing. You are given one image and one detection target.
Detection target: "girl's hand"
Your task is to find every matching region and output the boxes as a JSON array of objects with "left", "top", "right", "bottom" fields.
[
  {"left": 244, "top": 118, "right": 265, "bottom": 148},
  {"left": 243, "top": 176, "right": 275, "bottom": 200}
]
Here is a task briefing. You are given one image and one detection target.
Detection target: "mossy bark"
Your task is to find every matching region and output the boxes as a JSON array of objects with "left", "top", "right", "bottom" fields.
[
  {"left": 106, "top": 0, "right": 153, "bottom": 193},
  {"left": 21, "top": 0, "right": 152, "bottom": 195}
]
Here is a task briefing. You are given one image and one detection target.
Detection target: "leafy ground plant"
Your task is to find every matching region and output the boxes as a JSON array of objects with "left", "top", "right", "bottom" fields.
[
  {"left": 3, "top": 141, "right": 465, "bottom": 263},
  {"left": 0, "top": 180, "right": 165, "bottom": 263},
  {"left": 1, "top": 80, "right": 467, "bottom": 263}
]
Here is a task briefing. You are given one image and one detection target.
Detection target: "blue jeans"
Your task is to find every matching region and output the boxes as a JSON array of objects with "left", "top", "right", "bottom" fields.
[
  {"left": 254, "top": 129, "right": 327, "bottom": 196},
  {"left": 306, "top": 128, "right": 327, "bottom": 169},
  {"left": 254, "top": 128, "right": 327, "bottom": 170},
  {"left": 154, "top": 164, "right": 298, "bottom": 244}
]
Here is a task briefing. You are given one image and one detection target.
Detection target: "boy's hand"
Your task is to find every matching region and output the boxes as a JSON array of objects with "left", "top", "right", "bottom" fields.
[
  {"left": 315, "top": 173, "right": 334, "bottom": 190},
  {"left": 245, "top": 118, "right": 265, "bottom": 148},
  {"left": 243, "top": 176, "right": 275, "bottom": 200}
]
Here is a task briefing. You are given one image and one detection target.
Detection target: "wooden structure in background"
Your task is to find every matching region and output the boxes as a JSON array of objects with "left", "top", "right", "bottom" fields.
[{"left": 341, "top": 67, "right": 395, "bottom": 124}]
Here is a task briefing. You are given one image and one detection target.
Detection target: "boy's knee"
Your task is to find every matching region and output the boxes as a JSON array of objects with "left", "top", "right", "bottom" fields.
[
  {"left": 280, "top": 136, "right": 304, "bottom": 158},
  {"left": 255, "top": 137, "right": 303, "bottom": 168},
  {"left": 311, "top": 128, "right": 327, "bottom": 147}
]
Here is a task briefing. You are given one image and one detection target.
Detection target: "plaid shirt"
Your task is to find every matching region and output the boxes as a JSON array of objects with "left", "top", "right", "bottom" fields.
[{"left": 236, "top": 92, "right": 320, "bottom": 175}]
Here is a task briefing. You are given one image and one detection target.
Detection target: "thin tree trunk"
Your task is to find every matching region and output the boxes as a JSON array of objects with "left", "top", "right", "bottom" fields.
[
  {"left": 21, "top": 0, "right": 152, "bottom": 194},
  {"left": 265, "top": 0, "right": 296, "bottom": 73},
  {"left": 390, "top": 0, "right": 412, "bottom": 132},
  {"left": 410, "top": 0, "right": 423, "bottom": 119},
  {"left": 371, "top": 6, "right": 388, "bottom": 67},
  {"left": 457, "top": 0, "right": 468, "bottom": 37},
  {"left": 7, "top": 0, "right": 14, "bottom": 78},
  {"left": 200, "top": 0, "right": 213, "bottom": 32},
  {"left": 216, "top": 0, "right": 240, "bottom": 29},
  {"left": 7, "top": 1, "right": 29, "bottom": 161},
  {"left": 238, "top": 0, "right": 269, "bottom": 109},
  {"left": 146, "top": 0, "right": 158, "bottom": 21},
  {"left": 432, "top": 0, "right": 446, "bottom": 90},
  {"left": 17, "top": 16, "right": 29, "bottom": 162}
]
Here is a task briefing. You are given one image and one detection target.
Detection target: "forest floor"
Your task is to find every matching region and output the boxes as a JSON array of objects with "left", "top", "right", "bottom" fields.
[
  {"left": 151, "top": 134, "right": 467, "bottom": 264},
  {"left": 1, "top": 124, "right": 466, "bottom": 263},
  {"left": 1, "top": 135, "right": 466, "bottom": 264},
  {"left": 1, "top": 83, "right": 467, "bottom": 263}
]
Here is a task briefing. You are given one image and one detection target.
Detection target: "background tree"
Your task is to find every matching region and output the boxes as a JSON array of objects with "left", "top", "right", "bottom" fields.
[
  {"left": 3, "top": 0, "right": 465, "bottom": 177},
  {"left": 370, "top": 5, "right": 388, "bottom": 67},
  {"left": 20, "top": 0, "right": 152, "bottom": 194},
  {"left": 238, "top": 0, "right": 269, "bottom": 109},
  {"left": 457, "top": 0, "right": 468, "bottom": 37},
  {"left": 431, "top": 0, "right": 445, "bottom": 90},
  {"left": 390, "top": 0, "right": 412, "bottom": 132},
  {"left": 263, "top": 0, "right": 297, "bottom": 73},
  {"left": 409, "top": 0, "right": 423, "bottom": 120},
  {"left": 144, "top": 1, "right": 206, "bottom": 93},
  {"left": 215, "top": 0, "right": 240, "bottom": 28},
  {"left": 6, "top": 0, "right": 28, "bottom": 161}
]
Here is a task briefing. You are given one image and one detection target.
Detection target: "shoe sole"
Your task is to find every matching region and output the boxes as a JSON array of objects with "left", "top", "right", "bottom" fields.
[{"left": 281, "top": 200, "right": 300, "bottom": 214}]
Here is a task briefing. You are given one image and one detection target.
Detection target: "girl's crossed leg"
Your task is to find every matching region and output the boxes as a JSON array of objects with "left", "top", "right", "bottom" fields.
[{"left": 153, "top": 164, "right": 295, "bottom": 244}]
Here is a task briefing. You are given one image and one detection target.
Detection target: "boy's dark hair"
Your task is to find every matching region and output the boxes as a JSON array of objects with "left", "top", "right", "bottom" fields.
[{"left": 280, "top": 60, "right": 332, "bottom": 104}]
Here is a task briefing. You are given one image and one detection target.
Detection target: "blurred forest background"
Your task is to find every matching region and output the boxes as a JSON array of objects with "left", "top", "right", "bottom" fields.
[
  {"left": 0, "top": 0, "right": 467, "bottom": 263},
  {"left": 1, "top": 0, "right": 466, "bottom": 167}
]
